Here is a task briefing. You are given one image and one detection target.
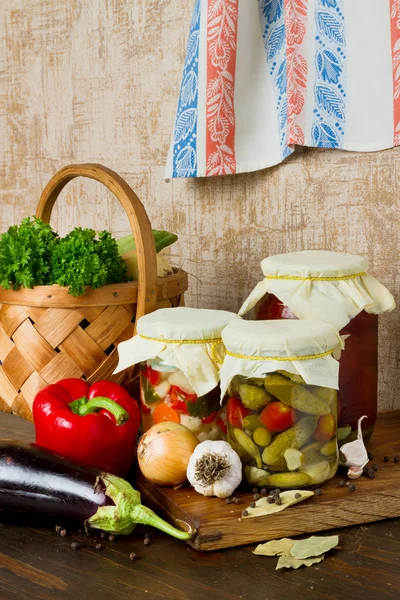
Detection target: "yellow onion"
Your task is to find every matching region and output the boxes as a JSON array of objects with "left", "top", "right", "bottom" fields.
[{"left": 138, "top": 422, "right": 199, "bottom": 486}]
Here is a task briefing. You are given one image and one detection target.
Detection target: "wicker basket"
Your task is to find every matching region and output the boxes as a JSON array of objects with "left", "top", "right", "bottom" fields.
[{"left": 0, "top": 164, "right": 188, "bottom": 421}]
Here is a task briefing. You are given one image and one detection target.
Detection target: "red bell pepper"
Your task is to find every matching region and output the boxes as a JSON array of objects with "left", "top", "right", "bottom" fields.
[
  {"left": 33, "top": 378, "right": 140, "bottom": 477},
  {"left": 226, "top": 396, "right": 250, "bottom": 428}
]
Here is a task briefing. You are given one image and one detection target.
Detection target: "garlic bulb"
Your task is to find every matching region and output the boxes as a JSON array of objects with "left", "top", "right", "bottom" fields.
[
  {"left": 340, "top": 415, "right": 369, "bottom": 479},
  {"left": 186, "top": 440, "right": 242, "bottom": 498}
]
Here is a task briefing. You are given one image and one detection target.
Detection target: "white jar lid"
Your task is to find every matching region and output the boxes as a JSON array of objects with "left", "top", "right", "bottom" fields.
[
  {"left": 114, "top": 307, "right": 241, "bottom": 397},
  {"left": 261, "top": 250, "right": 367, "bottom": 278},
  {"left": 137, "top": 307, "right": 240, "bottom": 341},
  {"left": 220, "top": 319, "right": 343, "bottom": 396},
  {"left": 239, "top": 250, "right": 395, "bottom": 329}
]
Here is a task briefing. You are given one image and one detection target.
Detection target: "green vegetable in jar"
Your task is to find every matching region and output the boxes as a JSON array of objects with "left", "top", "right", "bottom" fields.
[
  {"left": 239, "top": 384, "right": 272, "bottom": 410},
  {"left": 242, "top": 415, "right": 262, "bottom": 431},
  {"left": 253, "top": 427, "right": 271, "bottom": 447},
  {"left": 307, "top": 385, "right": 336, "bottom": 406},
  {"left": 320, "top": 439, "right": 337, "bottom": 457},
  {"left": 262, "top": 416, "right": 318, "bottom": 466},
  {"left": 267, "top": 457, "right": 288, "bottom": 472},
  {"left": 245, "top": 378, "right": 266, "bottom": 387},
  {"left": 264, "top": 472, "right": 311, "bottom": 488},
  {"left": 299, "top": 460, "right": 331, "bottom": 485},
  {"left": 244, "top": 466, "right": 270, "bottom": 485},
  {"left": 276, "top": 370, "right": 306, "bottom": 384},
  {"left": 264, "top": 374, "right": 330, "bottom": 416},
  {"left": 233, "top": 428, "right": 262, "bottom": 469}
]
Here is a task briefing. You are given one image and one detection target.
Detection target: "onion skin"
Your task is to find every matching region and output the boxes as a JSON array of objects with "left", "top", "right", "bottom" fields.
[{"left": 138, "top": 422, "right": 199, "bottom": 486}]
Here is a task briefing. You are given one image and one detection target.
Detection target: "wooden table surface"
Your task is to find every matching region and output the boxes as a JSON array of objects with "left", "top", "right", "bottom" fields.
[{"left": 0, "top": 412, "right": 399, "bottom": 600}]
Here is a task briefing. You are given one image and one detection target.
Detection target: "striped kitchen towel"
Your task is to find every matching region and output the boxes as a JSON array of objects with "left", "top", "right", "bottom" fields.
[{"left": 165, "top": 0, "right": 400, "bottom": 178}]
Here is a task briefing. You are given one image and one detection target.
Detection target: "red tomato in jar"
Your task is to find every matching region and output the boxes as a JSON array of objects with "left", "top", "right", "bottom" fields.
[
  {"left": 142, "top": 366, "right": 161, "bottom": 386},
  {"left": 314, "top": 414, "right": 336, "bottom": 441},
  {"left": 260, "top": 401, "right": 296, "bottom": 432},
  {"left": 227, "top": 397, "right": 250, "bottom": 428},
  {"left": 216, "top": 416, "right": 227, "bottom": 434},
  {"left": 202, "top": 411, "right": 217, "bottom": 424},
  {"left": 169, "top": 386, "right": 197, "bottom": 414}
]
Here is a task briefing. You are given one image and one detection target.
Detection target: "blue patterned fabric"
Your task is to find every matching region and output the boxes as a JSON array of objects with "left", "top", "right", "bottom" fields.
[
  {"left": 312, "top": 0, "right": 347, "bottom": 148},
  {"left": 258, "top": 0, "right": 292, "bottom": 159},
  {"left": 172, "top": 0, "right": 201, "bottom": 177}
]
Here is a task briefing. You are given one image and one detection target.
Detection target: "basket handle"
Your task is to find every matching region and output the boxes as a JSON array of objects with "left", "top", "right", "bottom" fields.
[{"left": 36, "top": 163, "right": 158, "bottom": 319}]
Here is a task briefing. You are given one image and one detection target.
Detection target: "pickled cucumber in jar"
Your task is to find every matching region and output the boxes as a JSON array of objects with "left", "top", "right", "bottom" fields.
[{"left": 222, "top": 319, "right": 341, "bottom": 488}]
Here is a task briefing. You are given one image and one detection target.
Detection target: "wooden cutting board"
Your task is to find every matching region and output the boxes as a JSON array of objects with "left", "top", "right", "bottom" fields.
[{"left": 138, "top": 410, "right": 400, "bottom": 551}]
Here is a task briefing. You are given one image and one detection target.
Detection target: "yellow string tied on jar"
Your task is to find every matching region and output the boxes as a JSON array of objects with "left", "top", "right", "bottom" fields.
[
  {"left": 139, "top": 335, "right": 225, "bottom": 364},
  {"left": 264, "top": 272, "right": 366, "bottom": 282},
  {"left": 224, "top": 348, "right": 336, "bottom": 362}
]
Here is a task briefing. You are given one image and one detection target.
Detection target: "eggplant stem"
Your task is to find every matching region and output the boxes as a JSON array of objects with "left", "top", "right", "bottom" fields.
[
  {"left": 131, "top": 505, "right": 194, "bottom": 540},
  {"left": 68, "top": 396, "right": 129, "bottom": 425}
]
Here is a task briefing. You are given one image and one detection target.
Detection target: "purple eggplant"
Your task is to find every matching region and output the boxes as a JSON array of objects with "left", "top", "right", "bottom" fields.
[{"left": 0, "top": 441, "right": 193, "bottom": 540}]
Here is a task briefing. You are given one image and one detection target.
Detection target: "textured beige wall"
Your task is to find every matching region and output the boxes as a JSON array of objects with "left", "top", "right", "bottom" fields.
[{"left": 0, "top": 1, "right": 399, "bottom": 410}]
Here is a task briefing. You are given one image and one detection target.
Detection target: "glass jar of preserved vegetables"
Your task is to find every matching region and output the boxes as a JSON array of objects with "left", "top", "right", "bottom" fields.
[
  {"left": 220, "top": 319, "right": 343, "bottom": 488},
  {"left": 239, "top": 251, "right": 395, "bottom": 446},
  {"left": 115, "top": 307, "right": 241, "bottom": 441}
]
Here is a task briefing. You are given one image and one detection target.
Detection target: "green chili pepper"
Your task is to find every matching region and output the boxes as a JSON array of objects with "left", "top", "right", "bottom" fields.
[
  {"left": 87, "top": 474, "right": 194, "bottom": 540},
  {"left": 233, "top": 428, "right": 262, "bottom": 469}
]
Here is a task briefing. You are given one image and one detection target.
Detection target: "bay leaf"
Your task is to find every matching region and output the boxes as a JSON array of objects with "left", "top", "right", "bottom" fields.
[
  {"left": 253, "top": 538, "right": 296, "bottom": 557},
  {"left": 242, "top": 490, "right": 314, "bottom": 519},
  {"left": 290, "top": 535, "right": 339, "bottom": 559},
  {"left": 276, "top": 554, "right": 325, "bottom": 570}
]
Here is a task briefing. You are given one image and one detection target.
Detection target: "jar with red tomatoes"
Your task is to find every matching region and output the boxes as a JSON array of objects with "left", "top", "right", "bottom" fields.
[
  {"left": 220, "top": 319, "right": 343, "bottom": 488},
  {"left": 239, "top": 251, "right": 395, "bottom": 446},
  {"left": 114, "top": 307, "right": 241, "bottom": 441}
]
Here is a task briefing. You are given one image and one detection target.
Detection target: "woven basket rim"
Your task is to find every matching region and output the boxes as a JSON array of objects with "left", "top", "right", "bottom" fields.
[{"left": 0, "top": 268, "right": 188, "bottom": 308}]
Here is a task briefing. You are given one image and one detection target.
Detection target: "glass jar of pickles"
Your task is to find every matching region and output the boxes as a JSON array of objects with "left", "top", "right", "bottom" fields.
[
  {"left": 239, "top": 251, "right": 395, "bottom": 446},
  {"left": 115, "top": 307, "right": 241, "bottom": 441},
  {"left": 220, "top": 319, "right": 343, "bottom": 488}
]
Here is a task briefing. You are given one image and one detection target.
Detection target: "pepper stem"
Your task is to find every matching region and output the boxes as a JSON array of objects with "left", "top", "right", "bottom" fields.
[
  {"left": 131, "top": 504, "right": 194, "bottom": 540},
  {"left": 68, "top": 396, "right": 129, "bottom": 426}
]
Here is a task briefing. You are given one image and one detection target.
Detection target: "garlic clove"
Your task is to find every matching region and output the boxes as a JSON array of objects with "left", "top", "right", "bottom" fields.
[
  {"left": 340, "top": 415, "right": 369, "bottom": 468},
  {"left": 347, "top": 465, "right": 364, "bottom": 479}
]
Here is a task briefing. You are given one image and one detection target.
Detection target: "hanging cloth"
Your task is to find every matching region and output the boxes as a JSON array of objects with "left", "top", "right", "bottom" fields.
[{"left": 165, "top": 0, "right": 400, "bottom": 178}]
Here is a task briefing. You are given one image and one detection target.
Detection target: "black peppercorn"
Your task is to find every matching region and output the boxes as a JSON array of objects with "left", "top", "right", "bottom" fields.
[
  {"left": 315, "top": 488, "right": 323, "bottom": 496},
  {"left": 225, "top": 498, "right": 231, "bottom": 504},
  {"left": 253, "top": 493, "right": 260, "bottom": 501},
  {"left": 339, "top": 480, "right": 346, "bottom": 487},
  {"left": 242, "top": 510, "right": 248, "bottom": 517},
  {"left": 368, "top": 452, "right": 374, "bottom": 461},
  {"left": 294, "top": 493, "right": 301, "bottom": 499},
  {"left": 71, "top": 542, "right": 79, "bottom": 550},
  {"left": 250, "top": 502, "right": 256, "bottom": 508},
  {"left": 372, "top": 464, "right": 378, "bottom": 472},
  {"left": 252, "top": 487, "right": 258, "bottom": 494},
  {"left": 260, "top": 488, "right": 267, "bottom": 495},
  {"left": 267, "top": 496, "right": 275, "bottom": 504},
  {"left": 394, "top": 456, "right": 399, "bottom": 463},
  {"left": 129, "top": 552, "right": 136, "bottom": 561},
  {"left": 348, "top": 483, "right": 356, "bottom": 491},
  {"left": 384, "top": 456, "right": 389, "bottom": 462},
  {"left": 274, "top": 495, "right": 282, "bottom": 506}
]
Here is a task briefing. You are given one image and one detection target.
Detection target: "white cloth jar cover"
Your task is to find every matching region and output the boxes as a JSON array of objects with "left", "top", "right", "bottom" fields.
[
  {"left": 239, "top": 250, "right": 396, "bottom": 330},
  {"left": 166, "top": 0, "right": 400, "bottom": 178},
  {"left": 220, "top": 319, "right": 343, "bottom": 398},
  {"left": 114, "top": 307, "right": 241, "bottom": 397}
]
